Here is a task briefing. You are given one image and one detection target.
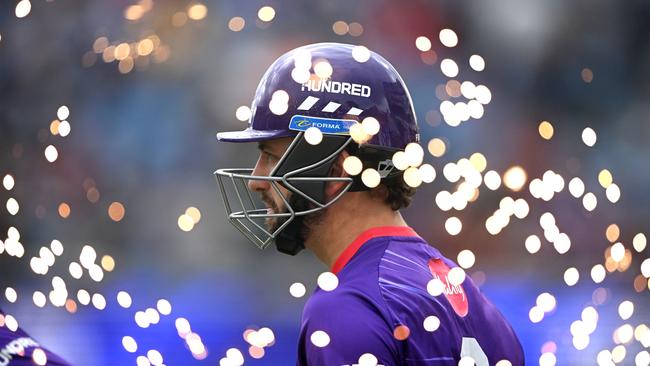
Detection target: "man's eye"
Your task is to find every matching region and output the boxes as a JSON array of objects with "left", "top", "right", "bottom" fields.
[{"left": 263, "top": 151, "right": 279, "bottom": 163}]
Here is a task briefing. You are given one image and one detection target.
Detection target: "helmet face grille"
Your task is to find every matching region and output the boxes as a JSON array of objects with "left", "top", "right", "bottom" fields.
[
  {"left": 214, "top": 169, "right": 294, "bottom": 250},
  {"left": 214, "top": 133, "right": 354, "bottom": 252}
]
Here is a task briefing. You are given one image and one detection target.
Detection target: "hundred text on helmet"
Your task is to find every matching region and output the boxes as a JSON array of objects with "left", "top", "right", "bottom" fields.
[{"left": 301, "top": 79, "right": 371, "bottom": 98}]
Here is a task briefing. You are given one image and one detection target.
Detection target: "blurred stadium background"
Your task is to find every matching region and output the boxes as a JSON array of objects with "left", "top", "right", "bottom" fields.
[{"left": 1, "top": 0, "right": 649, "bottom": 365}]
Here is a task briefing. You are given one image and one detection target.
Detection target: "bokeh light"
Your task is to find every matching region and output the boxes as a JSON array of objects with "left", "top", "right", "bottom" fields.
[
  {"left": 187, "top": 3, "right": 208, "bottom": 20},
  {"left": 440, "top": 59, "right": 459, "bottom": 78},
  {"left": 289, "top": 282, "right": 306, "bottom": 298},
  {"left": 228, "top": 17, "right": 245, "bottom": 32},
  {"left": 503, "top": 166, "right": 527, "bottom": 191},
  {"left": 469, "top": 55, "right": 485, "bottom": 71},
  {"left": 538, "top": 121, "right": 554, "bottom": 140},
  {"left": 439, "top": 29, "right": 458, "bottom": 47},
  {"left": 415, "top": 36, "right": 432, "bottom": 52},
  {"left": 317, "top": 272, "right": 339, "bottom": 291},
  {"left": 582, "top": 127, "right": 597, "bottom": 147},
  {"left": 310, "top": 330, "right": 330, "bottom": 347},
  {"left": 108, "top": 202, "right": 125, "bottom": 221},
  {"left": 257, "top": 6, "right": 276, "bottom": 22}
]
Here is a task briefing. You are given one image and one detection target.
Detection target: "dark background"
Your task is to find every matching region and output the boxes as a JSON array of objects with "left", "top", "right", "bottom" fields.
[{"left": 1, "top": 0, "right": 649, "bottom": 365}]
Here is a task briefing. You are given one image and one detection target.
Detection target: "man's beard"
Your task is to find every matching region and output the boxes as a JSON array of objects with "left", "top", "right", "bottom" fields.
[
  {"left": 264, "top": 191, "right": 325, "bottom": 240},
  {"left": 261, "top": 192, "right": 283, "bottom": 233}
]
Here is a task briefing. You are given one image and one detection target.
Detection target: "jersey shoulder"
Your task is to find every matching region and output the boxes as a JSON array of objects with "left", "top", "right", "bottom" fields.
[{"left": 377, "top": 239, "right": 524, "bottom": 365}]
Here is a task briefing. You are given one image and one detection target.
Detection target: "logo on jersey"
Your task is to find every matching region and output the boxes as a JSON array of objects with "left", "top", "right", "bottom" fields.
[
  {"left": 428, "top": 258, "right": 469, "bottom": 317},
  {"left": 0, "top": 337, "right": 39, "bottom": 365},
  {"left": 289, "top": 115, "right": 356, "bottom": 135}
]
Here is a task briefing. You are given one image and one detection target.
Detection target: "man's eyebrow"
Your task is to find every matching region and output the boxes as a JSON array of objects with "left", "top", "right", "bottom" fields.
[{"left": 257, "top": 143, "right": 279, "bottom": 157}]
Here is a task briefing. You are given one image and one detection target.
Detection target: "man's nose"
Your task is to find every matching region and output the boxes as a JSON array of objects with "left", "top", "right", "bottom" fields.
[{"left": 248, "top": 157, "right": 271, "bottom": 192}]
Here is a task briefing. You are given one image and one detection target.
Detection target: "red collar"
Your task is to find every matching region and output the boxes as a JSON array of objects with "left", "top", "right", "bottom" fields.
[{"left": 330, "top": 226, "right": 419, "bottom": 274}]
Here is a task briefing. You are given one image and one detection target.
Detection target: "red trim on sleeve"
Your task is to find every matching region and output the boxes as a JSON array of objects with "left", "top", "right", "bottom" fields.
[{"left": 330, "top": 226, "right": 419, "bottom": 275}]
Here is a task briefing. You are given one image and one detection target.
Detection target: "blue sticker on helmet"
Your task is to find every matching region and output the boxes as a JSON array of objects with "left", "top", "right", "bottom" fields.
[{"left": 289, "top": 115, "right": 356, "bottom": 135}]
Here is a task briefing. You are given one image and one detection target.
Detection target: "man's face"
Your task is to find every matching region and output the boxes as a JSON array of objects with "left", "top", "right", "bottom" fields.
[{"left": 248, "top": 137, "right": 293, "bottom": 232}]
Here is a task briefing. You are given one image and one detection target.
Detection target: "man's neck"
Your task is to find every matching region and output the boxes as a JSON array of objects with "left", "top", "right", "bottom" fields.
[{"left": 304, "top": 195, "right": 409, "bottom": 269}]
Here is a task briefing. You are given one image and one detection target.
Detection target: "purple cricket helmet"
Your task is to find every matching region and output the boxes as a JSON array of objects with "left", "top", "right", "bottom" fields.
[
  {"left": 215, "top": 42, "right": 419, "bottom": 255},
  {"left": 217, "top": 42, "right": 418, "bottom": 147}
]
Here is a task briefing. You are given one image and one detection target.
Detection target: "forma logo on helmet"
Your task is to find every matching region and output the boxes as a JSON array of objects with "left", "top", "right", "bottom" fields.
[
  {"left": 215, "top": 42, "right": 419, "bottom": 255},
  {"left": 214, "top": 43, "right": 524, "bottom": 365}
]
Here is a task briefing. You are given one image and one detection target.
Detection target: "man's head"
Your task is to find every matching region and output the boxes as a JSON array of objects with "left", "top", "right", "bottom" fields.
[{"left": 214, "top": 42, "right": 419, "bottom": 255}]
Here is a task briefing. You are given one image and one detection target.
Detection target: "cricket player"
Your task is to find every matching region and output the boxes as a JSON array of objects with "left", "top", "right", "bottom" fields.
[
  {"left": 0, "top": 309, "right": 71, "bottom": 365},
  {"left": 215, "top": 43, "right": 524, "bottom": 365}
]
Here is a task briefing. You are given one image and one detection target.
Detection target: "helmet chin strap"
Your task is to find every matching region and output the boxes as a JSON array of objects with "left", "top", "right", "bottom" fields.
[
  {"left": 273, "top": 190, "right": 314, "bottom": 255},
  {"left": 273, "top": 181, "right": 326, "bottom": 256},
  {"left": 274, "top": 215, "right": 306, "bottom": 255}
]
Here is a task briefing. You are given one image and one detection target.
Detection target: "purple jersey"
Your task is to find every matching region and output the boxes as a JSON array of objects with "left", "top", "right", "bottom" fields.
[
  {"left": 298, "top": 226, "right": 524, "bottom": 365},
  {"left": 0, "top": 311, "right": 71, "bottom": 366}
]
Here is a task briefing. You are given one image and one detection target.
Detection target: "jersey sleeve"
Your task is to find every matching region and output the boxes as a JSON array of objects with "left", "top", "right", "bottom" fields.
[{"left": 297, "top": 290, "right": 400, "bottom": 366}]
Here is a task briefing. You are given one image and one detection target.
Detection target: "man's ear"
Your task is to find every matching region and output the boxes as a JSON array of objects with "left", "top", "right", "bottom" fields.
[{"left": 325, "top": 150, "right": 351, "bottom": 200}]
